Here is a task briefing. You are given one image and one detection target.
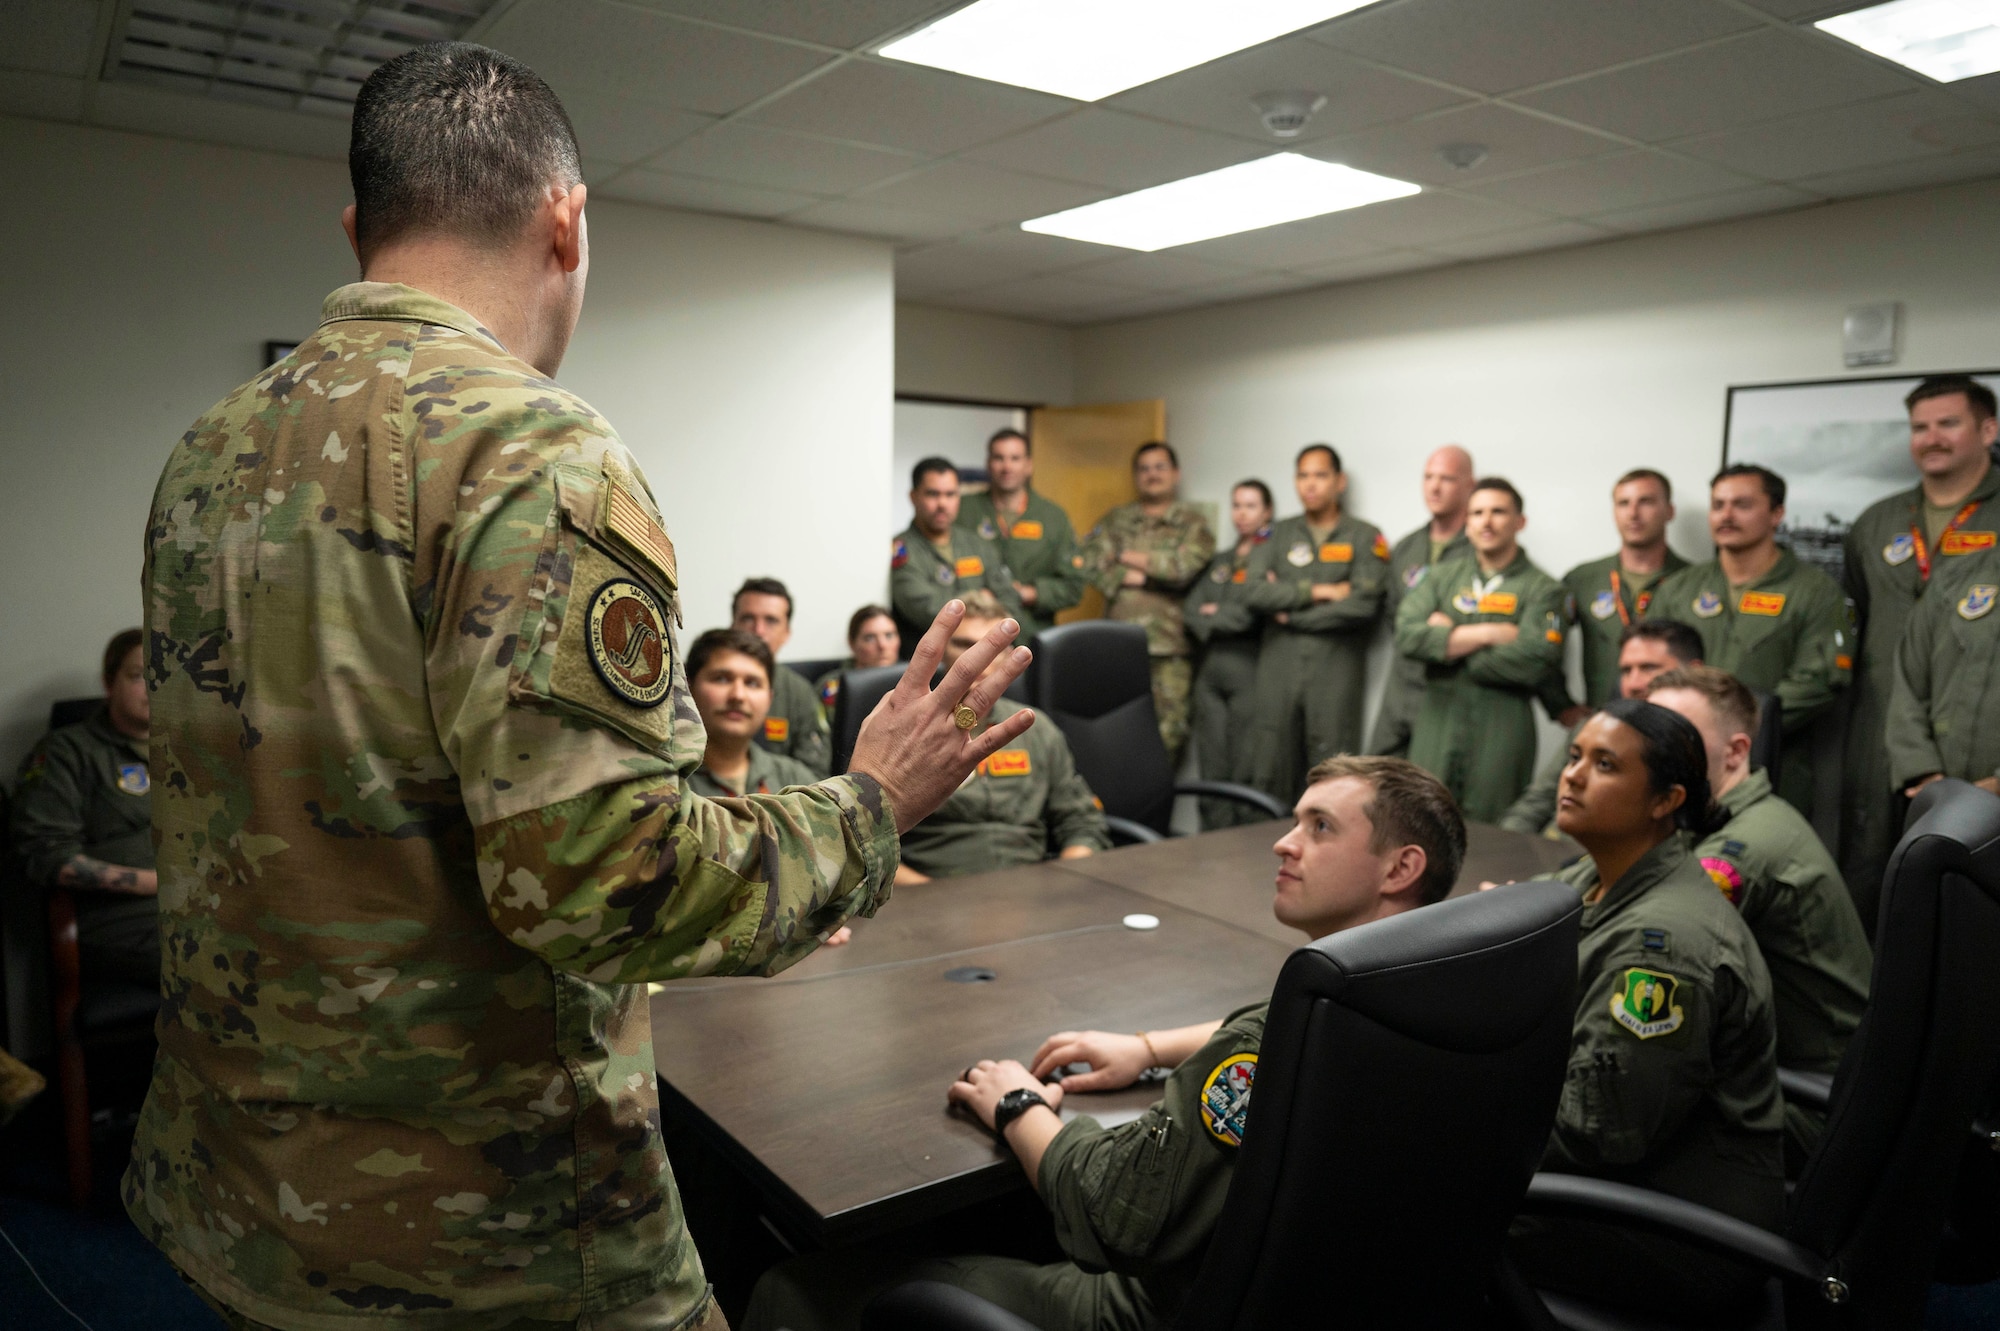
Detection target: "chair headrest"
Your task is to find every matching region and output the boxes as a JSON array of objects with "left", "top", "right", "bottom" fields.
[{"left": 1026, "top": 621, "right": 1151, "bottom": 719}]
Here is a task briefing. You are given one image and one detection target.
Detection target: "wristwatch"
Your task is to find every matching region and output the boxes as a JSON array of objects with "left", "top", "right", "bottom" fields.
[{"left": 992, "top": 1087, "right": 1051, "bottom": 1137}]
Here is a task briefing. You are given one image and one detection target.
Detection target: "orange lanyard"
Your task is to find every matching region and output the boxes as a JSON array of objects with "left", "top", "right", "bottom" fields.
[
  {"left": 1912, "top": 501, "right": 1982, "bottom": 583},
  {"left": 1607, "top": 570, "right": 1653, "bottom": 627}
]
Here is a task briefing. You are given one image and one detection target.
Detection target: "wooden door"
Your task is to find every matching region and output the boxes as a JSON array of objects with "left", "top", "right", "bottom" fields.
[{"left": 1029, "top": 400, "right": 1165, "bottom": 624}]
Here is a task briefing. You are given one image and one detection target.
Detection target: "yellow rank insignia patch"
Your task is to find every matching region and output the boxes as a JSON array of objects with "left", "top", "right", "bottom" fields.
[
  {"left": 1960, "top": 584, "right": 1997, "bottom": 621},
  {"left": 1610, "top": 967, "right": 1684, "bottom": 1039},
  {"left": 585, "top": 579, "right": 672, "bottom": 709},
  {"left": 983, "top": 750, "right": 1032, "bottom": 777},
  {"left": 1477, "top": 592, "right": 1518, "bottom": 615},
  {"left": 763, "top": 716, "right": 790, "bottom": 742},
  {"left": 1319, "top": 542, "right": 1352, "bottom": 563},
  {"left": 1739, "top": 591, "right": 1785, "bottom": 616},
  {"left": 955, "top": 555, "right": 985, "bottom": 578},
  {"left": 1943, "top": 531, "right": 1997, "bottom": 555},
  {"left": 1012, "top": 520, "right": 1044, "bottom": 540},
  {"left": 1199, "top": 1053, "right": 1257, "bottom": 1146},
  {"left": 602, "top": 479, "right": 678, "bottom": 591}
]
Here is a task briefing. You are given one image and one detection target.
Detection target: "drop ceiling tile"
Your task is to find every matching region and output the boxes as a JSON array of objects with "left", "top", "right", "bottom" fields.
[
  {"left": 651, "top": 121, "right": 917, "bottom": 192},
  {"left": 1586, "top": 183, "right": 1818, "bottom": 232},
  {"left": 1324, "top": 189, "right": 1551, "bottom": 245},
  {"left": 1466, "top": 150, "right": 1762, "bottom": 215},
  {"left": 784, "top": 199, "right": 977, "bottom": 242},
  {"left": 1169, "top": 209, "right": 1410, "bottom": 269},
  {"left": 7, "top": 0, "right": 97, "bottom": 77},
  {"left": 90, "top": 81, "right": 349, "bottom": 160},
  {"left": 748, "top": 58, "right": 1071, "bottom": 156},
  {"left": 1737, "top": 0, "right": 1851, "bottom": 17},
  {"left": 893, "top": 228, "right": 1127, "bottom": 291},
  {"left": 596, "top": 170, "right": 820, "bottom": 218},
  {"left": 1287, "top": 249, "right": 1449, "bottom": 281},
  {"left": 1792, "top": 146, "right": 2000, "bottom": 200},
  {"left": 1939, "top": 70, "right": 2000, "bottom": 116},
  {"left": 1422, "top": 218, "right": 1612, "bottom": 259},
  {"left": 1179, "top": 270, "right": 1339, "bottom": 303},
  {"left": 1060, "top": 251, "right": 1265, "bottom": 292},
  {"left": 961, "top": 108, "right": 1269, "bottom": 191},
  {"left": 1307, "top": 0, "right": 1758, "bottom": 96},
  {"left": 0, "top": 70, "right": 86, "bottom": 121},
  {"left": 946, "top": 274, "right": 1156, "bottom": 321},
  {"left": 484, "top": 0, "right": 833, "bottom": 117},
  {"left": 1305, "top": 102, "right": 1625, "bottom": 187},
  {"left": 1671, "top": 90, "right": 2000, "bottom": 182},
  {"left": 635, "top": 0, "right": 957, "bottom": 49},
  {"left": 857, "top": 161, "right": 1109, "bottom": 225},
  {"left": 1512, "top": 29, "right": 1916, "bottom": 144},
  {"left": 561, "top": 92, "right": 715, "bottom": 166},
  {"left": 1107, "top": 35, "right": 1472, "bottom": 144}
]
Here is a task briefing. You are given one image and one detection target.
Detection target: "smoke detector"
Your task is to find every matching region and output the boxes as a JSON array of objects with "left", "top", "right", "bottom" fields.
[
  {"left": 1438, "top": 142, "right": 1491, "bottom": 171},
  {"left": 1250, "top": 90, "right": 1328, "bottom": 138}
]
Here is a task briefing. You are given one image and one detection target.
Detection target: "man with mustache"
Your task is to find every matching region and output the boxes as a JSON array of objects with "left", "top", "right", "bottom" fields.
[{"left": 1648, "top": 465, "right": 1852, "bottom": 818}]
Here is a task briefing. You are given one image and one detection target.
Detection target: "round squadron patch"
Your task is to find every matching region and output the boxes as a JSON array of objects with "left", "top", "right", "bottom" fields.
[
  {"left": 935, "top": 565, "right": 955, "bottom": 586},
  {"left": 1452, "top": 590, "right": 1479, "bottom": 615},
  {"left": 1610, "top": 967, "right": 1684, "bottom": 1039},
  {"left": 116, "top": 763, "right": 150, "bottom": 796},
  {"left": 1961, "top": 584, "right": 1997, "bottom": 621},
  {"left": 1692, "top": 591, "right": 1724, "bottom": 618},
  {"left": 978, "top": 517, "right": 999, "bottom": 541},
  {"left": 1199, "top": 1052, "right": 1257, "bottom": 1147},
  {"left": 586, "top": 579, "right": 672, "bottom": 708},
  {"left": 1589, "top": 590, "right": 1618, "bottom": 620},
  {"left": 1404, "top": 564, "right": 1427, "bottom": 589},
  {"left": 1883, "top": 533, "right": 1916, "bottom": 567},
  {"left": 1699, "top": 855, "right": 1745, "bottom": 906},
  {"left": 1286, "top": 541, "right": 1313, "bottom": 568},
  {"left": 1211, "top": 563, "right": 1229, "bottom": 583}
]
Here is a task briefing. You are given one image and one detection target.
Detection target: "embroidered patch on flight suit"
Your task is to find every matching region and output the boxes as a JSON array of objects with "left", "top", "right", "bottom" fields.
[
  {"left": 891, "top": 539, "right": 910, "bottom": 570},
  {"left": 1739, "top": 592, "right": 1786, "bottom": 616},
  {"left": 1610, "top": 968, "right": 1684, "bottom": 1039},
  {"left": 1883, "top": 533, "right": 1915, "bottom": 566},
  {"left": 983, "top": 750, "right": 1032, "bottom": 777},
  {"left": 819, "top": 678, "right": 840, "bottom": 707},
  {"left": 1013, "top": 520, "right": 1044, "bottom": 540},
  {"left": 1232, "top": 568, "right": 1248, "bottom": 584},
  {"left": 585, "top": 579, "right": 672, "bottom": 709},
  {"left": 955, "top": 556, "right": 985, "bottom": 578},
  {"left": 1693, "top": 591, "right": 1724, "bottom": 618},
  {"left": 1641, "top": 928, "right": 1671, "bottom": 952},
  {"left": 1700, "top": 856, "right": 1746, "bottom": 906},
  {"left": 1405, "top": 564, "right": 1427, "bottom": 589},
  {"left": 601, "top": 479, "right": 679, "bottom": 593},
  {"left": 1590, "top": 590, "right": 1618, "bottom": 620},
  {"left": 1544, "top": 610, "right": 1563, "bottom": 644},
  {"left": 977, "top": 518, "right": 999, "bottom": 541},
  {"left": 1372, "top": 533, "right": 1391, "bottom": 561},
  {"left": 1452, "top": 590, "right": 1479, "bottom": 614},
  {"left": 1287, "top": 542, "right": 1313, "bottom": 568},
  {"left": 1943, "top": 531, "right": 1997, "bottom": 555},
  {"left": 116, "top": 763, "right": 150, "bottom": 796},
  {"left": 1199, "top": 1053, "right": 1257, "bottom": 1147},
  {"left": 1211, "top": 564, "right": 1230, "bottom": 583},
  {"left": 1835, "top": 654, "right": 1853, "bottom": 670},
  {"left": 1319, "top": 542, "right": 1352, "bottom": 563},
  {"left": 935, "top": 565, "right": 955, "bottom": 585},
  {"left": 1961, "top": 584, "right": 1997, "bottom": 620},
  {"left": 1478, "top": 592, "right": 1518, "bottom": 615},
  {"left": 763, "top": 717, "right": 790, "bottom": 743}
]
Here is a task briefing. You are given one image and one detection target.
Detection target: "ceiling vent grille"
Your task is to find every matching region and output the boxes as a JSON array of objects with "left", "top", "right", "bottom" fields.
[{"left": 105, "top": 0, "right": 498, "bottom": 116}]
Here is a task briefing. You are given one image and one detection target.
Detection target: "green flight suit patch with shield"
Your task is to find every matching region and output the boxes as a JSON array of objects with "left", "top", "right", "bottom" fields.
[{"left": 1611, "top": 967, "right": 1685, "bottom": 1039}]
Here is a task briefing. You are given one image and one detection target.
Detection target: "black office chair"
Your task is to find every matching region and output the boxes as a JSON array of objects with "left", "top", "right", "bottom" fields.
[
  {"left": 866, "top": 878, "right": 1585, "bottom": 1331},
  {"left": 829, "top": 664, "right": 1028, "bottom": 775},
  {"left": 785, "top": 657, "right": 843, "bottom": 686},
  {"left": 1749, "top": 687, "right": 1781, "bottom": 777},
  {"left": 1510, "top": 779, "right": 2000, "bottom": 1331},
  {"left": 1024, "top": 622, "right": 1284, "bottom": 842}
]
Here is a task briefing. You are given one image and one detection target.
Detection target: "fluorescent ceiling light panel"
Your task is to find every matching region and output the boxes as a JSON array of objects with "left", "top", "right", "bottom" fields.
[
  {"left": 1021, "top": 152, "right": 1418, "bottom": 251},
  {"left": 878, "top": 0, "right": 1381, "bottom": 102},
  {"left": 1817, "top": 0, "right": 2000, "bottom": 82}
]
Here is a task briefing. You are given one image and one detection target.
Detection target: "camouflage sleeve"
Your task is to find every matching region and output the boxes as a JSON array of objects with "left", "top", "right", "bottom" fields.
[
  {"left": 1464, "top": 581, "right": 1566, "bottom": 690},
  {"left": 1078, "top": 520, "right": 1124, "bottom": 600},
  {"left": 1033, "top": 513, "right": 1086, "bottom": 616},
  {"left": 1885, "top": 595, "right": 1945, "bottom": 788},
  {"left": 1394, "top": 566, "right": 1454, "bottom": 663},
  {"left": 9, "top": 735, "right": 86, "bottom": 889},
  {"left": 1772, "top": 579, "right": 1853, "bottom": 732},
  {"left": 1144, "top": 514, "right": 1216, "bottom": 592},
  {"left": 430, "top": 431, "right": 897, "bottom": 985},
  {"left": 891, "top": 540, "right": 951, "bottom": 630},
  {"left": 1042, "top": 732, "right": 1110, "bottom": 853}
]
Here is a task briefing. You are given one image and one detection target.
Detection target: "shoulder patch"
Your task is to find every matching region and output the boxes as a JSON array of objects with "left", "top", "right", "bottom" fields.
[
  {"left": 1405, "top": 563, "right": 1428, "bottom": 589},
  {"left": 1372, "top": 532, "right": 1390, "bottom": 561},
  {"left": 891, "top": 538, "right": 910, "bottom": 570},
  {"left": 1700, "top": 856, "right": 1745, "bottom": 906},
  {"left": 585, "top": 579, "right": 672, "bottom": 709},
  {"left": 1610, "top": 968, "right": 1684, "bottom": 1039},
  {"left": 601, "top": 477, "right": 679, "bottom": 591},
  {"left": 1199, "top": 1052, "right": 1257, "bottom": 1147},
  {"left": 818, "top": 678, "right": 840, "bottom": 707}
]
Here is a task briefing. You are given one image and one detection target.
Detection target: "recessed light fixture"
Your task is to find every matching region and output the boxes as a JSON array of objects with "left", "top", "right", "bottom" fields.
[
  {"left": 1817, "top": 0, "right": 2000, "bottom": 83},
  {"left": 1021, "top": 153, "right": 1419, "bottom": 252},
  {"left": 878, "top": 0, "right": 1381, "bottom": 102}
]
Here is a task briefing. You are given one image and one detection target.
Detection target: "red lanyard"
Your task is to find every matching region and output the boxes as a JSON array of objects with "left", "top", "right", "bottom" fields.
[
  {"left": 1607, "top": 570, "right": 1653, "bottom": 627},
  {"left": 1912, "top": 501, "right": 1982, "bottom": 583}
]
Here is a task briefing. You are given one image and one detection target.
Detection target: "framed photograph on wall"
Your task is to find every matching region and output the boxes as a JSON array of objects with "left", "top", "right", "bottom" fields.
[
  {"left": 1722, "top": 369, "right": 2000, "bottom": 587},
  {"left": 265, "top": 340, "right": 300, "bottom": 368}
]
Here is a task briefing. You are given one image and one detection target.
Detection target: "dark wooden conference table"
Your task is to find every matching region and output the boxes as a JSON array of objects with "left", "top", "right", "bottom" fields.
[{"left": 649, "top": 820, "right": 1576, "bottom": 1248}]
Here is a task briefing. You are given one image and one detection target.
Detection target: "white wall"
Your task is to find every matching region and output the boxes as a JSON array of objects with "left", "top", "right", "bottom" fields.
[
  {"left": 895, "top": 302, "right": 1074, "bottom": 406},
  {"left": 1073, "top": 176, "right": 2000, "bottom": 739},
  {"left": 0, "top": 115, "right": 892, "bottom": 772},
  {"left": 891, "top": 400, "right": 1024, "bottom": 533}
]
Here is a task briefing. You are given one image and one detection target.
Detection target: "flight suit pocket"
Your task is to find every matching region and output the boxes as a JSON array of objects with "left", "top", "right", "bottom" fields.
[
  {"left": 1565, "top": 1050, "right": 1643, "bottom": 1164},
  {"left": 1082, "top": 1110, "right": 1187, "bottom": 1262}
]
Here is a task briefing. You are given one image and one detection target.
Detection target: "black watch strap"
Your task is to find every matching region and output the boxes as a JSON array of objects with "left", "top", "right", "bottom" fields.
[{"left": 992, "top": 1088, "right": 1050, "bottom": 1137}]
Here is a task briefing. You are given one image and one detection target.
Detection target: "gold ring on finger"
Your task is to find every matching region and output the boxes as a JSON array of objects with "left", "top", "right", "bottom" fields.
[{"left": 953, "top": 705, "right": 978, "bottom": 731}]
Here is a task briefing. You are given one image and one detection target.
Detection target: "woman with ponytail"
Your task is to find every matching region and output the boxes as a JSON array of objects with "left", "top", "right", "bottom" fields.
[{"left": 1508, "top": 699, "right": 1785, "bottom": 1320}]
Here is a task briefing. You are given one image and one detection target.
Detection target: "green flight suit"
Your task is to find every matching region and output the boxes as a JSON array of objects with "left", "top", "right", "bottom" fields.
[
  {"left": 1080, "top": 503, "right": 1217, "bottom": 765},
  {"left": 1840, "top": 462, "right": 2000, "bottom": 925},
  {"left": 890, "top": 524, "right": 1025, "bottom": 648},
  {"left": 10, "top": 705, "right": 159, "bottom": 986},
  {"left": 1510, "top": 837, "right": 1785, "bottom": 1320},
  {"left": 687, "top": 745, "right": 821, "bottom": 801},
  {"left": 1649, "top": 549, "right": 1852, "bottom": 816},
  {"left": 756, "top": 662, "right": 831, "bottom": 777},
  {"left": 1556, "top": 550, "right": 1691, "bottom": 709},
  {"left": 1241, "top": 515, "right": 1391, "bottom": 804},
  {"left": 742, "top": 1003, "right": 1268, "bottom": 1331},
  {"left": 1367, "top": 524, "right": 1470, "bottom": 757},
  {"left": 1184, "top": 533, "right": 1270, "bottom": 828},
  {"left": 1497, "top": 718, "right": 1586, "bottom": 837},
  {"left": 959, "top": 488, "right": 1085, "bottom": 641},
  {"left": 1694, "top": 767, "right": 1870, "bottom": 1168},
  {"left": 810, "top": 660, "right": 851, "bottom": 719},
  {"left": 1394, "top": 550, "right": 1567, "bottom": 823},
  {"left": 1886, "top": 566, "right": 2000, "bottom": 790},
  {"left": 900, "top": 700, "right": 1110, "bottom": 879}
]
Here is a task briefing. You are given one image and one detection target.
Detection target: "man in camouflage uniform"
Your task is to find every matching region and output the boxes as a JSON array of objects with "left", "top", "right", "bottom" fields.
[
  {"left": 125, "top": 44, "right": 1034, "bottom": 1331},
  {"left": 1078, "top": 443, "right": 1216, "bottom": 764},
  {"left": 1184, "top": 480, "right": 1272, "bottom": 827},
  {"left": 891, "top": 457, "right": 1025, "bottom": 649},
  {"left": 1841, "top": 376, "right": 1999, "bottom": 924},
  {"left": 1243, "top": 445, "right": 1391, "bottom": 804},
  {"left": 1550, "top": 469, "right": 1691, "bottom": 719},
  {"left": 1367, "top": 445, "right": 1472, "bottom": 757},
  {"left": 731, "top": 577, "right": 831, "bottom": 777},
  {"left": 1395, "top": 479, "right": 1567, "bottom": 823},
  {"left": 956, "top": 429, "right": 1084, "bottom": 642},
  {"left": 1649, "top": 465, "right": 1852, "bottom": 816}
]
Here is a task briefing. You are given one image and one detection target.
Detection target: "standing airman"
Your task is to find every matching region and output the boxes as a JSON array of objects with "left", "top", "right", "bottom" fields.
[
  {"left": 1552, "top": 469, "right": 1691, "bottom": 719},
  {"left": 1886, "top": 553, "right": 2000, "bottom": 800},
  {"left": 1184, "top": 480, "right": 1273, "bottom": 826},
  {"left": 891, "top": 457, "right": 1026, "bottom": 647},
  {"left": 957, "top": 428, "right": 1085, "bottom": 641},
  {"left": 1368, "top": 446, "right": 1473, "bottom": 757}
]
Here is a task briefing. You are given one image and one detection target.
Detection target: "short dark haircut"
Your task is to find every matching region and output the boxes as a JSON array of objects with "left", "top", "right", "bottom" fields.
[
  {"left": 846, "top": 603, "right": 895, "bottom": 644},
  {"left": 349, "top": 43, "right": 582, "bottom": 261},
  {"left": 987, "top": 428, "right": 1030, "bottom": 455},
  {"left": 912, "top": 456, "right": 958, "bottom": 489},
  {"left": 1471, "top": 476, "right": 1525, "bottom": 514},
  {"left": 1619, "top": 619, "right": 1705, "bottom": 668},
  {"left": 1233, "top": 479, "right": 1274, "bottom": 510},
  {"left": 1302, "top": 754, "right": 1466, "bottom": 906},
  {"left": 102, "top": 628, "right": 143, "bottom": 688},
  {"left": 1134, "top": 441, "right": 1178, "bottom": 469},
  {"left": 1645, "top": 663, "right": 1761, "bottom": 741},
  {"left": 1597, "top": 698, "right": 1721, "bottom": 836},
  {"left": 1614, "top": 468, "right": 1672, "bottom": 502},
  {"left": 687, "top": 627, "right": 773, "bottom": 687},
  {"left": 732, "top": 577, "right": 793, "bottom": 623},
  {"left": 1712, "top": 463, "right": 1785, "bottom": 508},
  {"left": 1296, "top": 443, "right": 1342, "bottom": 472},
  {"left": 1906, "top": 374, "right": 1997, "bottom": 422}
]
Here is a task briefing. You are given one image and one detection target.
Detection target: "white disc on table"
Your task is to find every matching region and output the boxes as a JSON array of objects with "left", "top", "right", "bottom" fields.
[{"left": 1122, "top": 913, "right": 1160, "bottom": 930}]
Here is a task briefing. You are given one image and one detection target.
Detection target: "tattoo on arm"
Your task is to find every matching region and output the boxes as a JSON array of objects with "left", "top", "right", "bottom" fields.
[{"left": 57, "top": 855, "right": 144, "bottom": 893}]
